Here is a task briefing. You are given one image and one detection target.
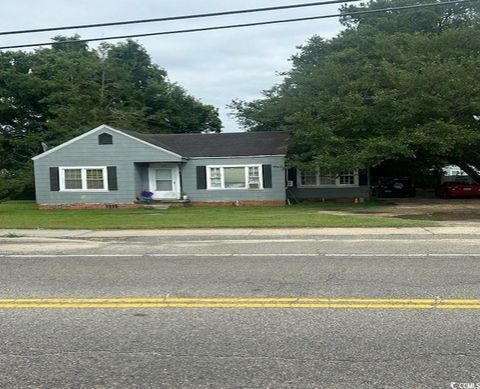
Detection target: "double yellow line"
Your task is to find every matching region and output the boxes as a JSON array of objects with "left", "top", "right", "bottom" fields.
[{"left": 1, "top": 297, "right": 480, "bottom": 309}]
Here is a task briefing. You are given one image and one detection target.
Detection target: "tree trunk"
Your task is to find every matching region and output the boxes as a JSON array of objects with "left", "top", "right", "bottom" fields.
[{"left": 456, "top": 163, "right": 480, "bottom": 184}]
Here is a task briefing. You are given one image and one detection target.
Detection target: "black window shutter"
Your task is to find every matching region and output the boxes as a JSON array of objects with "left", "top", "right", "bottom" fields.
[
  {"left": 196, "top": 166, "right": 207, "bottom": 189},
  {"left": 358, "top": 169, "right": 369, "bottom": 186},
  {"left": 49, "top": 167, "right": 60, "bottom": 191},
  {"left": 262, "top": 165, "right": 272, "bottom": 188},
  {"left": 107, "top": 166, "right": 118, "bottom": 190},
  {"left": 287, "top": 168, "right": 297, "bottom": 187}
]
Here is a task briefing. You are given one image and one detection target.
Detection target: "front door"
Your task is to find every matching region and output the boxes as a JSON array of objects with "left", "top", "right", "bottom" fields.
[{"left": 149, "top": 165, "right": 180, "bottom": 199}]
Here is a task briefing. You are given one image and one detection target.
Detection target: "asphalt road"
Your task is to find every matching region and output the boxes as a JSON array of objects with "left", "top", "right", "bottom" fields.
[{"left": 1, "top": 232, "right": 480, "bottom": 388}]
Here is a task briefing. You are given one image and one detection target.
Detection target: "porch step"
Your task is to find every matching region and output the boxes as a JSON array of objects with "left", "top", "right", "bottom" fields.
[
  {"left": 143, "top": 204, "right": 171, "bottom": 210},
  {"left": 136, "top": 199, "right": 191, "bottom": 209}
]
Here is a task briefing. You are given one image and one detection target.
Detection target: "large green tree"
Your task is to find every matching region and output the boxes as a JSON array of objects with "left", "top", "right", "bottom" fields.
[
  {"left": 0, "top": 37, "right": 221, "bottom": 199},
  {"left": 232, "top": 0, "right": 480, "bottom": 181}
]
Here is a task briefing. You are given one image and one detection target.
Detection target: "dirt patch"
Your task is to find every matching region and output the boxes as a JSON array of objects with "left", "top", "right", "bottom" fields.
[
  {"left": 319, "top": 198, "right": 480, "bottom": 222},
  {"left": 386, "top": 199, "right": 480, "bottom": 220}
]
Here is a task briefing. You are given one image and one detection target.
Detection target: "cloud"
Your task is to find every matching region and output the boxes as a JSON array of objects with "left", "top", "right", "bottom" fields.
[{"left": 0, "top": 0, "right": 351, "bottom": 131}]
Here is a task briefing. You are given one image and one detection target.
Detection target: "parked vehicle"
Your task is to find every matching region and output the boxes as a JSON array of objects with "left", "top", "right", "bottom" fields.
[
  {"left": 435, "top": 182, "right": 480, "bottom": 198},
  {"left": 371, "top": 177, "right": 416, "bottom": 198}
]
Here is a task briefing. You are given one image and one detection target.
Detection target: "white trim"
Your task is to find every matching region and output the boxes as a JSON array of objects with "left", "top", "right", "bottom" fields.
[
  {"left": 206, "top": 164, "right": 263, "bottom": 190},
  {"left": 112, "top": 127, "right": 183, "bottom": 159},
  {"left": 32, "top": 124, "right": 183, "bottom": 161},
  {"left": 337, "top": 171, "right": 358, "bottom": 186},
  {"left": 297, "top": 169, "right": 359, "bottom": 188},
  {"left": 33, "top": 125, "right": 107, "bottom": 161},
  {"left": 59, "top": 166, "right": 108, "bottom": 192},
  {"left": 189, "top": 154, "right": 286, "bottom": 159}
]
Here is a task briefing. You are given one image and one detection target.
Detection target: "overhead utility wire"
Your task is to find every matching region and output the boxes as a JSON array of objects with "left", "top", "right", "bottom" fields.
[
  {"left": 0, "top": 0, "right": 475, "bottom": 50},
  {"left": 0, "top": 0, "right": 363, "bottom": 36}
]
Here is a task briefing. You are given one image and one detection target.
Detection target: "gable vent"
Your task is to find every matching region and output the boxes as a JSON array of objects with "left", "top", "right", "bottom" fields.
[{"left": 99, "top": 133, "right": 113, "bottom": 145}]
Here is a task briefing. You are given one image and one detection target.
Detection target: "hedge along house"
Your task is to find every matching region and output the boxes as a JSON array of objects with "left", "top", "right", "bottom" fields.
[{"left": 32, "top": 124, "right": 370, "bottom": 208}]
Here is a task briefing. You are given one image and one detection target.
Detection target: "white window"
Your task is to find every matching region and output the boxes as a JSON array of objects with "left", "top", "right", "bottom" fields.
[
  {"left": 64, "top": 169, "right": 82, "bottom": 189},
  {"left": 297, "top": 169, "right": 358, "bottom": 187},
  {"left": 86, "top": 169, "right": 105, "bottom": 189},
  {"left": 207, "top": 165, "right": 263, "bottom": 190},
  {"left": 60, "top": 167, "right": 108, "bottom": 191},
  {"left": 224, "top": 167, "right": 246, "bottom": 188},
  {"left": 339, "top": 172, "right": 355, "bottom": 185},
  {"left": 248, "top": 166, "right": 261, "bottom": 189},
  {"left": 209, "top": 167, "right": 222, "bottom": 189}
]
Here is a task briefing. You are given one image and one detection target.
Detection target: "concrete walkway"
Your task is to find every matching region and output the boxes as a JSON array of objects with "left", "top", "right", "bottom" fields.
[{"left": 0, "top": 226, "right": 479, "bottom": 239}]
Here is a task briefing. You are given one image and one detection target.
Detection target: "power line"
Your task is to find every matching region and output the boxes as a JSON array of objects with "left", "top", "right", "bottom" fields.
[
  {"left": 0, "top": 0, "right": 363, "bottom": 36},
  {"left": 0, "top": 0, "right": 475, "bottom": 50}
]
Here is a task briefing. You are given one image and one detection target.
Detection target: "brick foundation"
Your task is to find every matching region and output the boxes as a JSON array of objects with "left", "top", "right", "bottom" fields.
[
  {"left": 38, "top": 203, "right": 142, "bottom": 210},
  {"left": 38, "top": 200, "right": 285, "bottom": 209},
  {"left": 191, "top": 200, "right": 285, "bottom": 207}
]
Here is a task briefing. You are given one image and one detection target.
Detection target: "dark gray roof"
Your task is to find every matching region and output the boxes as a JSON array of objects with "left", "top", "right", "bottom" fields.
[{"left": 118, "top": 128, "right": 289, "bottom": 157}]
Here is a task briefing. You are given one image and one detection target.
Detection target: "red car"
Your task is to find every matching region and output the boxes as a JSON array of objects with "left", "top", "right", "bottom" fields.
[{"left": 435, "top": 182, "right": 480, "bottom": 198}]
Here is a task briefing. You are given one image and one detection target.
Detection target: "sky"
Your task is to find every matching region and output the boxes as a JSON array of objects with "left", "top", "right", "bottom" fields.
[{"left": 1, "top": 1, "right": 356, "bottom": 132}]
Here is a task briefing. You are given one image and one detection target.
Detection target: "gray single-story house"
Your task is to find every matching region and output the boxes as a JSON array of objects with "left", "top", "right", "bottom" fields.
[{"left": 33, "top": 124, "right": 369, "bottom": 208}]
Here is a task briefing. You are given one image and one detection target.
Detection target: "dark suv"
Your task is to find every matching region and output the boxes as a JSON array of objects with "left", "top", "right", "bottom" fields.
[{"left": 371, "top": 177, "right": 416, "bottom": 198}]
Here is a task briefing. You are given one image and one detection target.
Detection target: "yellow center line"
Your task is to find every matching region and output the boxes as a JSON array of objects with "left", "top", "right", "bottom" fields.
[{"left": 0, "top": 297, "right": 480, "bottom": 309}]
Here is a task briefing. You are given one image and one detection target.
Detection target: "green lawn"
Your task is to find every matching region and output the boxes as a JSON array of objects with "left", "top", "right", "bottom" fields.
[{"left": 0, "top": 201, "right": 435, "bottom": 229}]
